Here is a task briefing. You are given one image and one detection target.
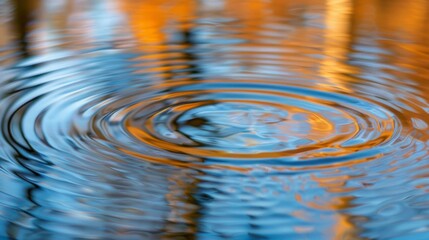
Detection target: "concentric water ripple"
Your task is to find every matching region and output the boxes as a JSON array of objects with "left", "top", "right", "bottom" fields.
[
  {"left": 3, "top": 70, "right": 405, "bottom": 170},
  {"left": 121, "top": 80, "right": 400, "bottom": 165},
  {"left": 1, "top": 0, "right": 429, "bottom": 239}
]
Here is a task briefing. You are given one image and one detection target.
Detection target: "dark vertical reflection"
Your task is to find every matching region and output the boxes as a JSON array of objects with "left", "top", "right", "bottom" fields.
[
  {"left": 10, "top": 0, "right": 41, "bottom": 57},
  {"left": 181, "top": 29, "right": 203, "bottom": 80},
  {"left": 2, "top": 0, "right": 44, "bottom": 232}
]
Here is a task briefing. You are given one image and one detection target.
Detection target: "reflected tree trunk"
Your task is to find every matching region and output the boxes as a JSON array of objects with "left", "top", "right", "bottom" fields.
[{"left": 10, "top": 0, "right": 41, "bottom": 57}]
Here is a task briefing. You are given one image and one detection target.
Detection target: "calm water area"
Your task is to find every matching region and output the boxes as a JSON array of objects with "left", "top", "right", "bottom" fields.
[{"left": 0, "top": 0, "right": 429, "bottom": 239}]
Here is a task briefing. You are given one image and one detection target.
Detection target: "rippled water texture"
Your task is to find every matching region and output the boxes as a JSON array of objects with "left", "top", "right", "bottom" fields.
[{"left": 1, "top": 0, "right": 429, "bottom": 239}]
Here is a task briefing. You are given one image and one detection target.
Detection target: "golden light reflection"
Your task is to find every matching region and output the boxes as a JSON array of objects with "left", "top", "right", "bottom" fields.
[
  {"left": 305, "top": 174, "right": 361, "bottom": 239},
  {"left": 319, "top": 0, "right": 356, "bottom": 93},
  {"left": 121, "top": 0, "right": 195, "bottom": 50}
]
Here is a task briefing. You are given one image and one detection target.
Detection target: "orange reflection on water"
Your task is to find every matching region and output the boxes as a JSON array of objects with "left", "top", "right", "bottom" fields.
[{"left": 121, "top": 0, "right": 196, "bottom": 49}]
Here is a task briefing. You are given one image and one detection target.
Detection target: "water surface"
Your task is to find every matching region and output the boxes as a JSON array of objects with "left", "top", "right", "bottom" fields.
[{"left": 1, "top": 0, "right": 429, "bottom": 239}]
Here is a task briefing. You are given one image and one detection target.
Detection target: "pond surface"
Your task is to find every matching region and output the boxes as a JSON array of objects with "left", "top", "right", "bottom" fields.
[{"left": 1, "top": 0, "right": 429, "bottom": 239}]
